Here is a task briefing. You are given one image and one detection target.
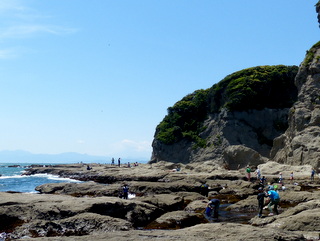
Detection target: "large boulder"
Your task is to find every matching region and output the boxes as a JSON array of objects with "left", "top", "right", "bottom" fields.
[{"left": 222, "top": 145, "right": 268, "bottom": 170}]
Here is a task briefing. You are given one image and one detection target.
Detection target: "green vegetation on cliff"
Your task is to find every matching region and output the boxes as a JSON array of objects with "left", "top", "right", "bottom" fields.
[
  {"left": 155, "top": 89, "right": 209, "bottom": 146},
  {"left": 303, "top": 41, "right": 320, "bottom": 67},
  {"left": 155, "top": 65, "right": 298, "bottom": 145},
  {"left": 208, "top": 65, "right": 298, "bottom": 112}
]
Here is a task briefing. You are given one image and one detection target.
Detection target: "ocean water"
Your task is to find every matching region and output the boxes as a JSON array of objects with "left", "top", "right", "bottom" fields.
[{"left": 0, "top": 163, "right": 81, "bottom": 193}]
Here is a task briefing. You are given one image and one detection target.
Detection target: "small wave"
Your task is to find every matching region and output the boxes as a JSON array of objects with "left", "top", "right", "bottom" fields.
[
  {"left": 48, "top": 176, "right": 81, "bottom": 183},
  {"left": 0, "top": 175, "right": 27, "bottom": 179},
  {"left": 0, "top": 173, "right": 81, "bottom": 183},
  {"left": 31, "top": 173, "right": 81, "bottom": 182}
]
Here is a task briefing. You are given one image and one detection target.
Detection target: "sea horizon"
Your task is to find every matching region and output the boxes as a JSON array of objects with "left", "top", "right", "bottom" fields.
[{"left": 0, "top": 150, "right": 150, "bottom": 164}]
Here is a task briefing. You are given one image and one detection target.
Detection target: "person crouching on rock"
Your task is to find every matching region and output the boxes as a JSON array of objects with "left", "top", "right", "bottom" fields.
[
  {"left": 122, "top": 184, "right": 129, "bottom": 199},
  {"left": 267, "top": 188, "right": 280, "bottom": 216},
  {"left": 207, "top": 199, "right": 220, "bottom": 219},
  {"left": 257, "top": 187, "right": 267, "bottom": 218}
]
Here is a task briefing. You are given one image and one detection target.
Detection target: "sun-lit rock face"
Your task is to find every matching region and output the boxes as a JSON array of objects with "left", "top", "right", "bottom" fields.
[{"left": 271, "top": 42, "right": 320, "bottom": 168}]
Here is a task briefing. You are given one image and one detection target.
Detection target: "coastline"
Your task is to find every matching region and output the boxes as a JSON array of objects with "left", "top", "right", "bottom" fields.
[{"left": 0, "top": 161, "right": 319, "bottom": 240}]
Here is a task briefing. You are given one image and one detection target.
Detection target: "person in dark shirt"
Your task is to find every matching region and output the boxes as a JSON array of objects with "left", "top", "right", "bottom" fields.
[
  {"left": 200, "top": 183, "right": 209, "bottom": 197},
  {"left": 257, "top": 187, "right": 267, "bottom": 218},
  {"left": 311, "top": 169, "right": 316, "bottom": 181},
  {"left": 208, "top": 199, "right": 220, "bottom": 218},
  {"left": 122, "top": 184, "right": 129, "bottom": 199}
]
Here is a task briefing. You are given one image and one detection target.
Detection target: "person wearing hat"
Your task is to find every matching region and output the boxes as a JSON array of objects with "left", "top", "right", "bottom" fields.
[
  {"left": 207, "top": 199, "right": 220, "bottom": 218},
  {"left": 257, "top": 187, "right": 267, "bottom": 218}
]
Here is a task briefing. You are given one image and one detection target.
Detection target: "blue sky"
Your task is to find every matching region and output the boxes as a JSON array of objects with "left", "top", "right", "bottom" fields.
[{"left": 0, "top": 0, "right": 318, "bottom": 161}]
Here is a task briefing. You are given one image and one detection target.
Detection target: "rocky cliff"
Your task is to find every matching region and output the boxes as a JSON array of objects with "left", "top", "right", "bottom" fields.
[
  {"left": 152, "top": 42, "right": 320, "bottom": 170},
  {"left": 152, "top": 108, "right": 291, "bottom": 168},
  {"left": 271, "top": 42, "right": 320, "bottom": 168},
  {"left": 151, "top": 4, "right": 320, "bottom": 169},
  {"left": 151, "top": 66, "right": 298, "bottom": 168}
]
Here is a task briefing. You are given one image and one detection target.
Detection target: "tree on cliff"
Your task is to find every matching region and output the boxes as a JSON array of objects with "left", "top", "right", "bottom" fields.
[
  {"left": 155, "top": 65, "right": 298, "bottom": 147},
  {"left": 316, "top": 1, "right": 320, "bottom": 27}
]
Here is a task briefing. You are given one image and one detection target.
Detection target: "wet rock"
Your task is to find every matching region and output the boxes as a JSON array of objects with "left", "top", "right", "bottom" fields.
[
  {"left": 144, "top": 211, "right": 207, "bottom": 229},
  {"left": 23, "top": 223, "right": 306, "bottom": 241},
  {"left": 35, "top": 182, "right": 117, "bottom": 197},
  {"left": 137, "top": 194, "right": 184, "bottom": 212},
  {"left": 5, "top": 162, "right": 320, "bottom": 240},
  {"left": 251, "top": 200, "right": 320, "bottom": 235},
  {"left": 10, "top": 213, "right": 132, "bottom": 239},
  {"left": 184, "top": 199, "right": 208, "bottom": 213},
  {"left": 0, "top": 192, "right": 162, "bottom": 239}
]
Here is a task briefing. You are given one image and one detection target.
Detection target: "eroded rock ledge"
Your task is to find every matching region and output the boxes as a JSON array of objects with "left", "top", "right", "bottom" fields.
[{"left": 0, "top": 162, "right": 319, "bottom": 240}]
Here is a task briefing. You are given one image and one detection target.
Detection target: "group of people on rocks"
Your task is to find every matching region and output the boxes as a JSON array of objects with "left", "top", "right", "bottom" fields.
[
  {"left": 111, "top": 158, "right": 139, "bottom": 168},
  {"left": 247, "top": 165, "right": 319, "bottom": 183},
  {"left": 203, "top": 180, "right": 281, "bottom": 220},
  {"left": 253, "top": 166, "right": 318, "bottom": 217},
  {"left": 203, "top": 165, "right": 319, "bottom": 220},
  {"left": 115, "top": 162, "right": 318, "bottom": 220},
  {"left": 257, "top": 184, "right": 280, "bottom": 217}
]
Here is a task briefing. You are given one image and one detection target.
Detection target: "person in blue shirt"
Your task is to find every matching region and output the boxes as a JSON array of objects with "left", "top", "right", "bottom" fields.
[
  {"left": 311, "top": 169, "right": 315, "bottom": 181},
  {"left": 122, "top": 184, "right": 129, "bottom": 199},
  {"left": 267, "top": 189, "right": 280, "bottom": 216}
]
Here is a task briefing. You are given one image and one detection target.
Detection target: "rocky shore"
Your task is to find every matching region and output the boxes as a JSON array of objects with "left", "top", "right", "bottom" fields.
[{"left": 0, "top": 161, "right": 319, "bottom": 240}]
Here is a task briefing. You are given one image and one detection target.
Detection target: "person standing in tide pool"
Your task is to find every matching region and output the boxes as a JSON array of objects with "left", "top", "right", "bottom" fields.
[
  {"left": 267, "top": 189, "right": 280, "bottom": 216},
  {"left": 207, "top": 199, "right": 220, "bottom": 219}
]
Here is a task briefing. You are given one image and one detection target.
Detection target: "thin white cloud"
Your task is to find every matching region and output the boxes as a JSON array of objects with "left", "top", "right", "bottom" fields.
[
  {"left": 109, "top": 139, "right": 152, "bottom": 158},
  {"left": 0, "top": 25, "right": 78, "bottom": 39},
  {"left": 0, "top": 0, "right": 26, "bottom": 12},
  {"left": 76, "top": 140, "right": 86, "bottom": 144},
  {"left": 0, "top": 0, "right": 78, "bottom": 57},
  {"left": 120, "top": 139, "right": 151, "bottom": 152},
  {"left": 0, "top": 48, "right": 17, "bottom": 59}
]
